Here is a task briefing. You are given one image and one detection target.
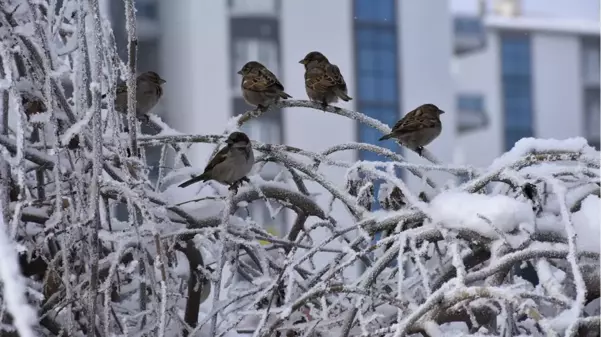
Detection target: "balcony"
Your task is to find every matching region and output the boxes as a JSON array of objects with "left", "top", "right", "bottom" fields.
[{"left": 454, "top": 16, "right": 487, "bottom": 56}]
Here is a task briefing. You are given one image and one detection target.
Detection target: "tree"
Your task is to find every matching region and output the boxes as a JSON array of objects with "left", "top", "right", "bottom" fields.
[{"left": 0, "top": 0, "right": 599, "bottom": 336}]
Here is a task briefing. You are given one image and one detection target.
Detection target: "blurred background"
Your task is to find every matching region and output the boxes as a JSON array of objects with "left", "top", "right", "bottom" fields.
[{"left": 100, "top": 0, "right": 600, "bottom": 237}]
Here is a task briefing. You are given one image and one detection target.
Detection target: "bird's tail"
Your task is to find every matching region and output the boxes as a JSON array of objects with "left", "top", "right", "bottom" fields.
[
  {"left": 178, "top": 173, "right": 209, "bottom": 188},
  {"left": 279, "top": 91, "right": 292, "bottom": 99},
  {"left": 378, "top": 133, "right": 394, "bottom": 141},
  {"left": 334, "top": 89, "right": 352, "bottom": 102}
]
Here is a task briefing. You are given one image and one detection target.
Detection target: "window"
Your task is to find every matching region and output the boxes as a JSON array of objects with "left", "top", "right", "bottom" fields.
[
  {"left": 457, "top": 94, "right": 484, "bottom": 112},
  {"left": 241, "top": 115, "right": 281, "bottom": 179},
  {"left": 241, "top": 117, "right": 280, "bottom": 145},
  {"left": 354, "top": 0, "right": 400, "bottom": 212},
  {"left": 231, "top": 38, "right": 279, "bottom": 93},
  {"left": 584, "top": 88, "right": 600, "bottom": 141},
  {"left": 354, "top": 0, "right": 395, "bottom": 22},
  {"left": 581, "top": 38, "right": 600, "bottom": 149},
  {"left": 136, "top": 0, "right": 157, "bottom": 20},
  {"left": 455, "top": 17, "right": 483, "bottom": 35},
  {"left": 229, "top": 0, "right": 278, "bottom": 16},
  {"left": 357, "top": 107, "right": 398, "bottom": 161},
  {"left": 501, "top": 34, "right": 533, "bottom": 151},
  {"left": 582, "top": 39, "right": 600, "bottom": 85},
  {"left": 457, "top": 93, "right": 488, "bottom": 133}
]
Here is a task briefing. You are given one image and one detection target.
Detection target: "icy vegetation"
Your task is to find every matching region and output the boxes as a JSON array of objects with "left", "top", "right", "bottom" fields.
[{"left": 0, "top": 1, "right": 599, "bottom": 337}]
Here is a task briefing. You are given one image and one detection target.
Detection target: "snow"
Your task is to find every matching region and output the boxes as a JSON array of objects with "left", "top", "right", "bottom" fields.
[
  {"left": 571, "top": 195, "right": 601, "bottom": 253},
  {"left": 428, "top": 191, "right": 535, "bottom": 239},
  {"left": 489, "top": 137, "right": 597, "bottom": 170}
]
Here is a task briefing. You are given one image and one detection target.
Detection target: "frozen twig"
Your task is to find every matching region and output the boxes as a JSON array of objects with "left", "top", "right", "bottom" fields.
[
  {"left": 124, "top": 0, "right": 138, "bottom": 158},
  {"left": 0, "top": 208, "right": 38, "bottom": 337},
  {"left": 86, "top": 0, "right": 105, "bottom": 333}
]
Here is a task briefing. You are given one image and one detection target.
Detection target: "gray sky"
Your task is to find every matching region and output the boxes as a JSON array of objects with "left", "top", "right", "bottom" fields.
[{"left": 451, "top": 0, "right": 600, "bottom": 21}]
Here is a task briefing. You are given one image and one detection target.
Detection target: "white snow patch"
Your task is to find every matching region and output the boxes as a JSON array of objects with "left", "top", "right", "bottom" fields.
[
  {"left": 545, "top": 307, "right": 580, "bottom": 335},
  {"left": 571, "top": 195, "right": 600, "bottom": 253},
  {"left": 490, "top": 137, "right": 595, "bottom": 170},
  {"left": 429, "top": 191, "right": 535, "bottom": 238}
]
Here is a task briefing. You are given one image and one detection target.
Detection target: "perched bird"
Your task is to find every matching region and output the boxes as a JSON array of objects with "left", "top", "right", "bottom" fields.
[
  {"left": 299, "top": 51, "right": 352, "bottom": 110},
  {"left": 105, "top": 71, "right": 166, "bottom": 122},
  {"left": 178, "top": 132, "right": 255, "bottom": 191},
  {"left": 21, "top": 95, "right": 47, "bottom": 119},
  {"left": 379, "top": 103, "right": 445, "bottom": 156},
  {"left": 237, "top": 61, "right": 292, "bottom": 111}
]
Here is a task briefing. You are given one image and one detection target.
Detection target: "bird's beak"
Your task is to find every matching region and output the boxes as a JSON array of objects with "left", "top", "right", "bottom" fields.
[
  {"left": 236, "top": 70, "right": 243, "bottom": 75},
  {"left": 159, "top": 78, "right": 167, "bottom": 84},
  {"left": 299, "top": 59, "right": 306, "bottom": 64},
  {"left": 439, "top": 110, "right": 445, "bottom": 114},
  {"left": 225, "top": 139, "right": 234, "bottom": 145}
]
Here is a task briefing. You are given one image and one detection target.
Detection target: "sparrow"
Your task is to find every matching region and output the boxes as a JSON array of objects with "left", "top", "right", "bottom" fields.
[
  {"left": 299, "top": 51, "right": 352, "bottom": 110},
  {"left": 21, "top": 95, "right": 47, "bottom": 119},
  {"left": 178, "top": 132, "right": 255, "bottom": 191},
  {"left": 104, "top": 71, "right": 166, "bottom": 122},
  {"left": 379, "top": 103, "right": 445, "bottom": 157},
  {"left": 237, "top": 61, "right": 292, "bottom": 111}
]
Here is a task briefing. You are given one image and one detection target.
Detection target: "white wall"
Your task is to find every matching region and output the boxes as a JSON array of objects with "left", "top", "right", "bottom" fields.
[
  {"left": 281, "top": 0, "right": 355, "bottom": 157},
  {"left": 532, "top": 33, "right": 583, "bottom": 139},
  {"left": 456, "top": 28, "right": 593, "bottom": 167},
  {"left": 399, "top": 0, "right": 457, "bottom": 188},
  {"left": 160, "top": 0, "right": 231, "bottom": 167},
  {"left": 280, "top": 0, "right": 358, "bottom": 272},
  {"left": 455, "top": 32, "right": 503, "bottom": 167}
]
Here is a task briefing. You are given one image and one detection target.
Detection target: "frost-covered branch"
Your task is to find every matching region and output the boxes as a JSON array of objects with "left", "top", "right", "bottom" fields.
[{"left": 0, "top": 2, "right": 598, "bottom": 336}]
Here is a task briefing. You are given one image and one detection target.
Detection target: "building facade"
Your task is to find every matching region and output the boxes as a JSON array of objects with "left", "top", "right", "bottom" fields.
[
  {"left": 155, "top": 0, "right": 455, "bottom": 236},
  {"left": 454, "top": 16, "right": 600, "bottom": 167}
]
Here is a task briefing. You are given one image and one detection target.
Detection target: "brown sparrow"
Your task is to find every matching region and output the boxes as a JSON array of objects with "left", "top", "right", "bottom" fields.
[
  {"left": 299, "top": 51, "right": 352, "bottom": 110},
  {"left": 178, "top": 132, "right": 255, "bottom": 192},
  {"left": 106, "top": 71, "right": 166, "bottom": 122},
  {"left": 379, "top": 103, "right": 444, "bottom": 156},
  {"left": 237, "top": 61, "right": 292, "bottom": 111}
]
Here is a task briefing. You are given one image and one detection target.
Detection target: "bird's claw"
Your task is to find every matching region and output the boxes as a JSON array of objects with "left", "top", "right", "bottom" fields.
[
  {"left": 228, "top": 184, "right": 239, "bottom": 194},
  {"left": 125, "top": 147, "right": 142, "bottom": 158},
  {"left": 416, "top": 147, "right": 424, "bottom": 157},
  {"left": 257, "top": 105, "right": 268, "bottom": 113},
  {"left": 321, "top": 101, "right": 328, "bottom": 111},
  {"left": 229, "top": 176, "right": 250, "bottom": 193}
]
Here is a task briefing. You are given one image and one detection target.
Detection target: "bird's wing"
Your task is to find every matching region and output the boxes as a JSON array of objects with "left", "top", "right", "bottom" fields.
[
  {"left": 259, "top": 67, "right": 285, "bottom": 91},
  {"left": 203, "top": 145, "right": 230, "bottom": 173},
  {"left": 394, "top": 114, "right": 440, "bottom": 134},
  {"left": 325, "top": 64, "right": 348, "bottom": 89},
  {"left": 305, "top": 63, "right": 347, "bottom": 92},
  {"left": 242, "top": 69, "right": 283, "bottom": 92}
]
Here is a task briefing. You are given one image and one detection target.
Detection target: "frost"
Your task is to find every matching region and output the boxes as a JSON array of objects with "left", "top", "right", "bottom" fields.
[
  {"left": 0, "top": 209, "right": 38, "bottom": 337},
  {"left": 0, "top": 2, "right": 597, "bottom": 336}
]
